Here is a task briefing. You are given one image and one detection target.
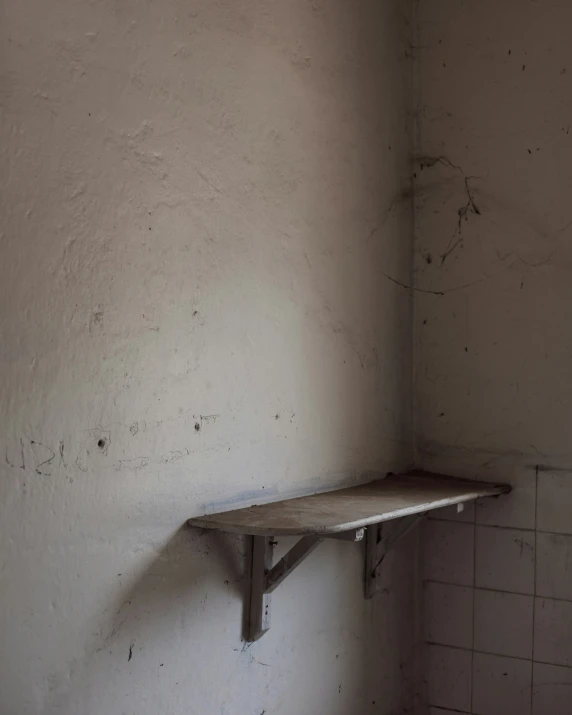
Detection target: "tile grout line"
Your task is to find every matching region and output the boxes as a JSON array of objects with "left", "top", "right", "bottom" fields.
[
  {"left": 425, "top": 641, "right": 572, "bottom": 671},
  {"left": 429, "top": 518, "right": 571, "bottom": 540},
  {"left": 425, "top": 580, "right": 572, "bottom": 605},
  {"left": 530, "top": 466, "right": 539, "bottom": 715},
  {"left": 470, "top": 502, "right": 476, "bottom": 714},
  {"left": 426, "top": 701, "right": 472, "bottom": 715}
]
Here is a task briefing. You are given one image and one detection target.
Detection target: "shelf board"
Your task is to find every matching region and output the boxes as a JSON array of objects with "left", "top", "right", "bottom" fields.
[{"left": 188, "top": 470, "right": 510, "bottom": 537}]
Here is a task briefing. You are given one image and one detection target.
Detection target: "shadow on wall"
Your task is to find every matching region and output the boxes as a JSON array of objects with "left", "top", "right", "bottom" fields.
[
  {"left": 100, "top": 526, "right": 245, "bottom": 643},
  {"left": 45, "top": 525, "right": 246, "bottom": 714}
]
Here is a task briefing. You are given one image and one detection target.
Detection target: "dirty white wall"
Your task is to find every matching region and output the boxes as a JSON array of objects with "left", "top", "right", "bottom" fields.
[
  {"left": 414, "top": 0, "right": 572, "bottom": 713},
  {"left": 0, "top": 1, "right": 417, "bottom": 713}
]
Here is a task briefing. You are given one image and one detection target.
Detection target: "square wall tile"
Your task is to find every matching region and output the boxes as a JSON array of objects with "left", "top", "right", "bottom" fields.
[
  {"left": 475, "top": 526, "right": 535, "bottom": 594},
  {"left": 533, "top": 662, "right": 572, "bottom": 715},
  {"left": 474, "top": 589, "right": 533, "bottom": 659},
  {"left": 425, "top": 582, "right": 473, "bottom": 649},
  {"left": 537, "top": 473, "right": 572, "bottom": 534},
  {"left": 424, "top": 520, "right": 474, "bottom": 586},
  {"left": 534, "top": 598, "right": 572, "bottom": 667},
  {"left": 536, "top": 532, "right": 572, "bottom": 600},
  {"left": 476, "top": 469, "right": 536, "bottom": 530},
  {"left": 427, "top": 644, "right": 472, "bottom": 712},
  {"left": 472, "top": 652, "right": 532, "bottom": 715}
]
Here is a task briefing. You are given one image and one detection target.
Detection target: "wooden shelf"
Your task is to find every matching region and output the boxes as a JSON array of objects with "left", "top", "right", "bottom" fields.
[
  {"left": 188, "top": 470, "right": 509, "bottom": 536},
  {"left": 187, "top": 471, "right": 510, "bottom": 642}
]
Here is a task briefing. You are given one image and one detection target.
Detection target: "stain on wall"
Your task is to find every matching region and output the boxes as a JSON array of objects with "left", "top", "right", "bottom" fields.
[
  {"left": 0, "top": 1, "right": 416, "bottom": 713},
  {"left": 415, "top": 1, "right": 572, "bottom": 713}
]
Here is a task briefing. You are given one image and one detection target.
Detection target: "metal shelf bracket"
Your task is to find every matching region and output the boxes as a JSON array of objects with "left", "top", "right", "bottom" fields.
[
  {"left": 245, "top": 518, "right": 428, "bottom": 640},
  {"left": 188, "top": 471, "right": 510, "bottom": 642},
  {"left": 245, "top": 528, "right": 364, "bottom": 642}
]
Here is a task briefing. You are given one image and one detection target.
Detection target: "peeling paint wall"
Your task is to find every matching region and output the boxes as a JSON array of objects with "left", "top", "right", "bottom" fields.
[
  {"left": 0, "top": 1, "right": 416, "bottom": 713},
  {"left": 415, "top": 1, "right": 572, "bottom": 713}
]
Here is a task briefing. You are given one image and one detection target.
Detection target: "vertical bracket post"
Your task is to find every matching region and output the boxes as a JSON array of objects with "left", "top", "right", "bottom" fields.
[
  {"left": 244, "top": 534, "right": 323, "bottom": 641},
  {"left": 245, "top": 535, "right": 274, "bottom": 642},
  {"left": 365, "top": 523, "right": 383, "bottom": 599}
]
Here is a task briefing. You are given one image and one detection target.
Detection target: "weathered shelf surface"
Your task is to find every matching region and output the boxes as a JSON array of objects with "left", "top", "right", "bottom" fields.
[{"left": 188, "top": 471, "right": 510, "bottom": 536}]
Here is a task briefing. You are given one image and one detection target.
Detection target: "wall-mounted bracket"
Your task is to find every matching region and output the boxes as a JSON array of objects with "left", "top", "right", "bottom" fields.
[
  {"left": 188, "top": 471, "right": 510, "bottom": 641},
  {"left": 245, "top": 529, "right": 364, "bottom": 641},
  {"left": 365, "top": 513, "right": 426, "bottom": 599}
]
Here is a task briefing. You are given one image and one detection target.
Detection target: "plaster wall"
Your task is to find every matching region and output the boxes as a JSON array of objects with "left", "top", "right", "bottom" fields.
[{"left": 0, "top": 1, "right": 416, "bottom": 714}]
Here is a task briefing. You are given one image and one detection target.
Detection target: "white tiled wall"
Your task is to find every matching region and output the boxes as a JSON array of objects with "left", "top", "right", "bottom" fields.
[
  {"left": 473, "top": 590, "right": 533, "bottom": 659},
  {"left": 424, "top": 472, "right": 572, "bottom": 715},
  {"left": 534, "top": 598, "right": 572, "bottom": 668},
  {"left": 427, "top": 644, "right": 472, "bottom": 712},
  {"left": 425, "top": 582, "right": 473, "bottom": 649},
  {"left": 532, "top": 663, "right": 572, "bottom": 714},
  {"left": 424, "top": 520, "right": 474, "bottom": 586},
  {"left": 536, "top": 533, "right": 572, "bottom": 601},
  {"left": 472, "top": 653, "right": 532, "bottom": 715},
  {"left": 474, "top": 526, "right": 535, "bottom": 594}
]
